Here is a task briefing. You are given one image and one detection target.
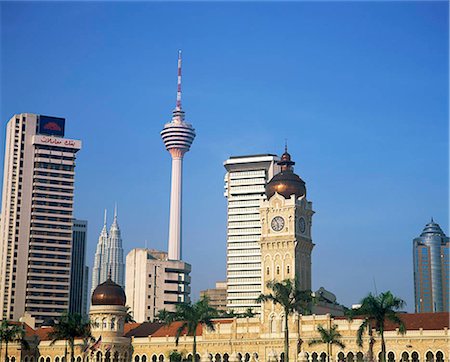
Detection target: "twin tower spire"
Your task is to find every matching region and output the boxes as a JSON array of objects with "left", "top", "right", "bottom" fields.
[{"left": 91, "top": 205, "right": 124, "bottom": 297}]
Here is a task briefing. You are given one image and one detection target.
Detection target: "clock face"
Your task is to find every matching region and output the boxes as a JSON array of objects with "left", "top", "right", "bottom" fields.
[
  {"left": 299, "top": 217, "right": 306, "bottom": 234},
  {"left": 271, "top": 216, "right": 285, "bottom": 232}
]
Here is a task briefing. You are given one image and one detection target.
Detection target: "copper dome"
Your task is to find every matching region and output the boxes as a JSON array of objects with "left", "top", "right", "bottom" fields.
[
  {"left": 91, "top": 278, "right": 126, "bottom": 306},
  {"left": 266, "top": 150, "right": 306, "bottom": 200}
]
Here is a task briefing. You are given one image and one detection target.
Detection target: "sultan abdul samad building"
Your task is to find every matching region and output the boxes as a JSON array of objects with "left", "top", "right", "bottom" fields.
[{"left": 7, "top": 150, "right": 449, "bottom": 362}]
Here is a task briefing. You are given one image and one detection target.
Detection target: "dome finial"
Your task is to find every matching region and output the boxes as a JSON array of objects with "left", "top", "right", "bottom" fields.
[
  {"left": 431, "top": 216, "right": 434, "bottom": 223},
  {"left": 108, "top": 267, "right": 112, "bottom": 280}
]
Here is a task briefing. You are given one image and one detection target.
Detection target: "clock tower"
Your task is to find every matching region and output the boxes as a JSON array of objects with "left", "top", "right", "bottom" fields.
[{"left": 259, "top": 148, "right": 314, "bottom": 321}]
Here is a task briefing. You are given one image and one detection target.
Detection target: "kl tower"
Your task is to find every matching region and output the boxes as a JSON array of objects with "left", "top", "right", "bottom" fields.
[{"left": 161, "top": 51, "right": 196, "bottom": 260}]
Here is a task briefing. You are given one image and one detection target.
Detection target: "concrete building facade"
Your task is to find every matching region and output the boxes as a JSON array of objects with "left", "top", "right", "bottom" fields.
[
  {"left": 0, "top": 113, "right": 81, "bottom": 324},
  {"left": 200, "top": 281, "right": 227, "bottom": 312},
  {"left": 413, "top": 219, "right": 449, "bottom": 313},
  {"left": 69, "top": 219, "right": 88, "bottom": 316},
  {"left": 125, "top": 248, "right": 191, "bottom": 322},
  {"left": 224, "top": 154, "right": 280, "bottom": 314}
]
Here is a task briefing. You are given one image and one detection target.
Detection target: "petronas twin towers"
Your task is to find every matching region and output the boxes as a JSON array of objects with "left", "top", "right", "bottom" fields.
[{"left": 91, "top": 206, "right": 125, "bottom": 297}]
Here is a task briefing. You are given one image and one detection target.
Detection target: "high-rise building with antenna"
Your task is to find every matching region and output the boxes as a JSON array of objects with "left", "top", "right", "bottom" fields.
[{"left": 161, "top": 51, "right": 196, "bottom": 260}]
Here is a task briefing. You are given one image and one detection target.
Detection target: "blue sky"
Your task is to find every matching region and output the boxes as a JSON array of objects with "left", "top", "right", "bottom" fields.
[{"left": 1, "top": 1, "right": 448, "bottom": 310}]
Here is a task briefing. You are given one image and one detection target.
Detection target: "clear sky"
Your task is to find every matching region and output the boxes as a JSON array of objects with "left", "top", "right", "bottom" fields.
[{"left": 1, "top": 1, "right": 448, "bottom": 311}]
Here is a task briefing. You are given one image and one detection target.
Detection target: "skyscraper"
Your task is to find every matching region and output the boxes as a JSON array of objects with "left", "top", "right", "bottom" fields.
[
  {"left": 125, "top": 248, "right": 191, "bottom": 322},
  {"left": 413, "top": 219, "right": 449, "bottom": 313},
  {"left": 224, "top": 154, "right": 280, "bottom": 314},
  {"left": 0, "top": 113, "right": 81, "bottom": 323},
  {"left": 69, "top": 219, "right": 88, "bottom": 316},
  {"left": 91, "top": 207, "right": 125, "bottom": 296},
  {"left": 160, "top": 51, "right": 196, "bottom": 261}
]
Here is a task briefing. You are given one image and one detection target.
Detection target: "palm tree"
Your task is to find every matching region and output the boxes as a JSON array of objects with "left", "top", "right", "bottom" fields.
[
  {"left": 157, "top": 298, "right": 218, "bottom": 362},
  {"left": 351, "top": 291, "right": 406, "bottom": 362},
  {"left": 49, "top": 312, "right": 94, "bottom": 362},
  {"left": 0, "top": 320, "right": 29, "bottom": 362},
  {"left": 125, "top": 306, "right": 135, "bottom": 323},
  {"left": 256, "top": 279, "right": 313, "bottom": 362},
  {"left": 308, "top": 325, "right": 345, "bottom": 362}
]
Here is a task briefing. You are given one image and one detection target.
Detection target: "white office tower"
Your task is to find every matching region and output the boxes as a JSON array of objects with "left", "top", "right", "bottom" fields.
[
  {"left": 125, "top": 248, "right": 191, "bottom": 322},
  {"left": 91, "top": 207, "right": 125, "bottom": 296},
  {"left": 160, "top": 51, "right": 196, "bottom": 260},
  {"left": 224, "top": 154, "right": 280, "bottom": 314},
  {"left": 0, "top": 114, "right": 81, "bottom": 324}
]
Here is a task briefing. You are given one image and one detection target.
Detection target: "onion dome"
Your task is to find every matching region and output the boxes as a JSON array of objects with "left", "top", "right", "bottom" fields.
[
  {"left": 91, "top": 277, "right": 126, "bottom": 306},
  {"left": 420, "top": 218, "right": 446, "bottom": 237},
  {"left": 266, "top": 148, "right": 306, "bottom": 200}
]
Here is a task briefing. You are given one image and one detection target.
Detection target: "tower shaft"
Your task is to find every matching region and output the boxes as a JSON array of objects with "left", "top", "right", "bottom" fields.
[{"left": 168, "top": 151, "right": 184, "bottom": 260}]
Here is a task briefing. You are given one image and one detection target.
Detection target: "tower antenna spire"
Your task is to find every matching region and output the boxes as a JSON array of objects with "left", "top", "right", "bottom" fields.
[
  {"left": 103, "top": 209, "right": 107, "bottom": 226},
  {"left": 285, "top": 139, "right": 288, "bottom": 153},
  {"left": 176, "top": 50, "right": 182, "bottom": 111}
]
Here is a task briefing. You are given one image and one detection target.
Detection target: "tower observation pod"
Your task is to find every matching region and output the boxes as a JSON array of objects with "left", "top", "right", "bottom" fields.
[{"left": 161, "top": 51, "right": 196, "bottom": 261}]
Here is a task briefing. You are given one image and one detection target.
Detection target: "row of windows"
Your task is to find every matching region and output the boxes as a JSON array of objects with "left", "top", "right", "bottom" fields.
[{"left": 34, "top": 178, "right": 74, "bottom": 186}]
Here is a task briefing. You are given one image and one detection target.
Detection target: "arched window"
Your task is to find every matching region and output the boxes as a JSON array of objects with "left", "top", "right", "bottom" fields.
[
  {"left": 312, "top": 353, "right": 318, "bottom": 362},
  {"left": 436, "top": 352, "right": 444, "bottom": 362},
  {"left": 25, "top": 357, "right": 29, "bottom": 362},
  {"left": 337, "top": 353, "right": 345, "bottom": 362},
  {"left": 426, "top": 353, "right": 434, "bottom": 362},
  {"left": 159, "top": 355, "right": 164, "bottom": 362},
  {"left": 152, "top": 356, "right": 157, "bottom": 362},
  {"left": 39, "top": 357, "right": 44, "bottom": 362},
  {"left": 237, "top": 354, "right": 242, "bottom": 362},
  {"left": 135, "top": 356, "right": 140, "bottom": 362},
  {"left": 76, "top": 357, "right": 82, "bottom": 362},
  {"left": 96, "top": 352, "right": 103, "bottom": 362},
  {"left": 102, "top": 318, "right": 107, "bottom": 329},
  {"left": 269, "top": 316, "right": 276, "bottom": 333},
  {"left": 113, "top": 352, "right": 119, "bottom": 362},
  {"left": 11, "top": 357, "right": 16, "bottom": 362},
  {"left": 280, "top": 353, "right": 285, "bottom": 362},
  {"left": 195, "top": 355, "right": 200, "bottom": 362},
  {"left": 215, "top": 355, "right": 221, "bottom": 362},
  {"left": 411, "top": 352, "right": 419, "bottom": 362},
  {"left": 347, "top": 353, "right": 354, "bottom": 362},
  {"left": 388, "top": 353, "right": 395, "bottom": 362},
  {"left": 55, "top": 357, "right": 60, "bottom": 362},
  {"left": 320, "top": 353, "right": 327, "bottom": 362},
  {"left": 287, "top": 265, "right": 290, "bottom": 274},
  {"left": 401, "top": 353, "right": 409, "bottom": 362},
  {"left": 142, "top": 356, "right": 147, "bottom": 362},
  {"left": 105, "top": 352, "right": 111, "bottom": 362},
  {"left": 244, "top": 354, "right": 250, "bottom": 362},
  {"left": 378, "top": 353, "right": 383, "bottom": 362},
  {"left": 111, "top": 318, "right": 116, "bottom": 329},
  {"left": 223, "top": 354, "right": 229, "bottom": 362},
  {"left": 357, "top": 353, "right": 364, "bottom": 362}
]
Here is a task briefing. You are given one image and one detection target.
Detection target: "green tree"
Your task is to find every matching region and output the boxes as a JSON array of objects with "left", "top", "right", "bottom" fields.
[
  {"left": 0, "top": 320, "right": 29, "bottom": 362},
  {"left": 49, "top": 313, "right": 94, "bottom": 362},
  {"left": 351, "top": 291, "right": 406, "bottom": 362},
  {"left": 157, "top": 298, "right": 218, "bottom": 362},
  {"left": 256, "top": 279, "right": 313, "bottom": 362},
  {"left": 125, "top": 306, "right": 135, "bottom": 323},
  {"left": 308, "top": 325, "right": 345, "bottom": 362}
]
